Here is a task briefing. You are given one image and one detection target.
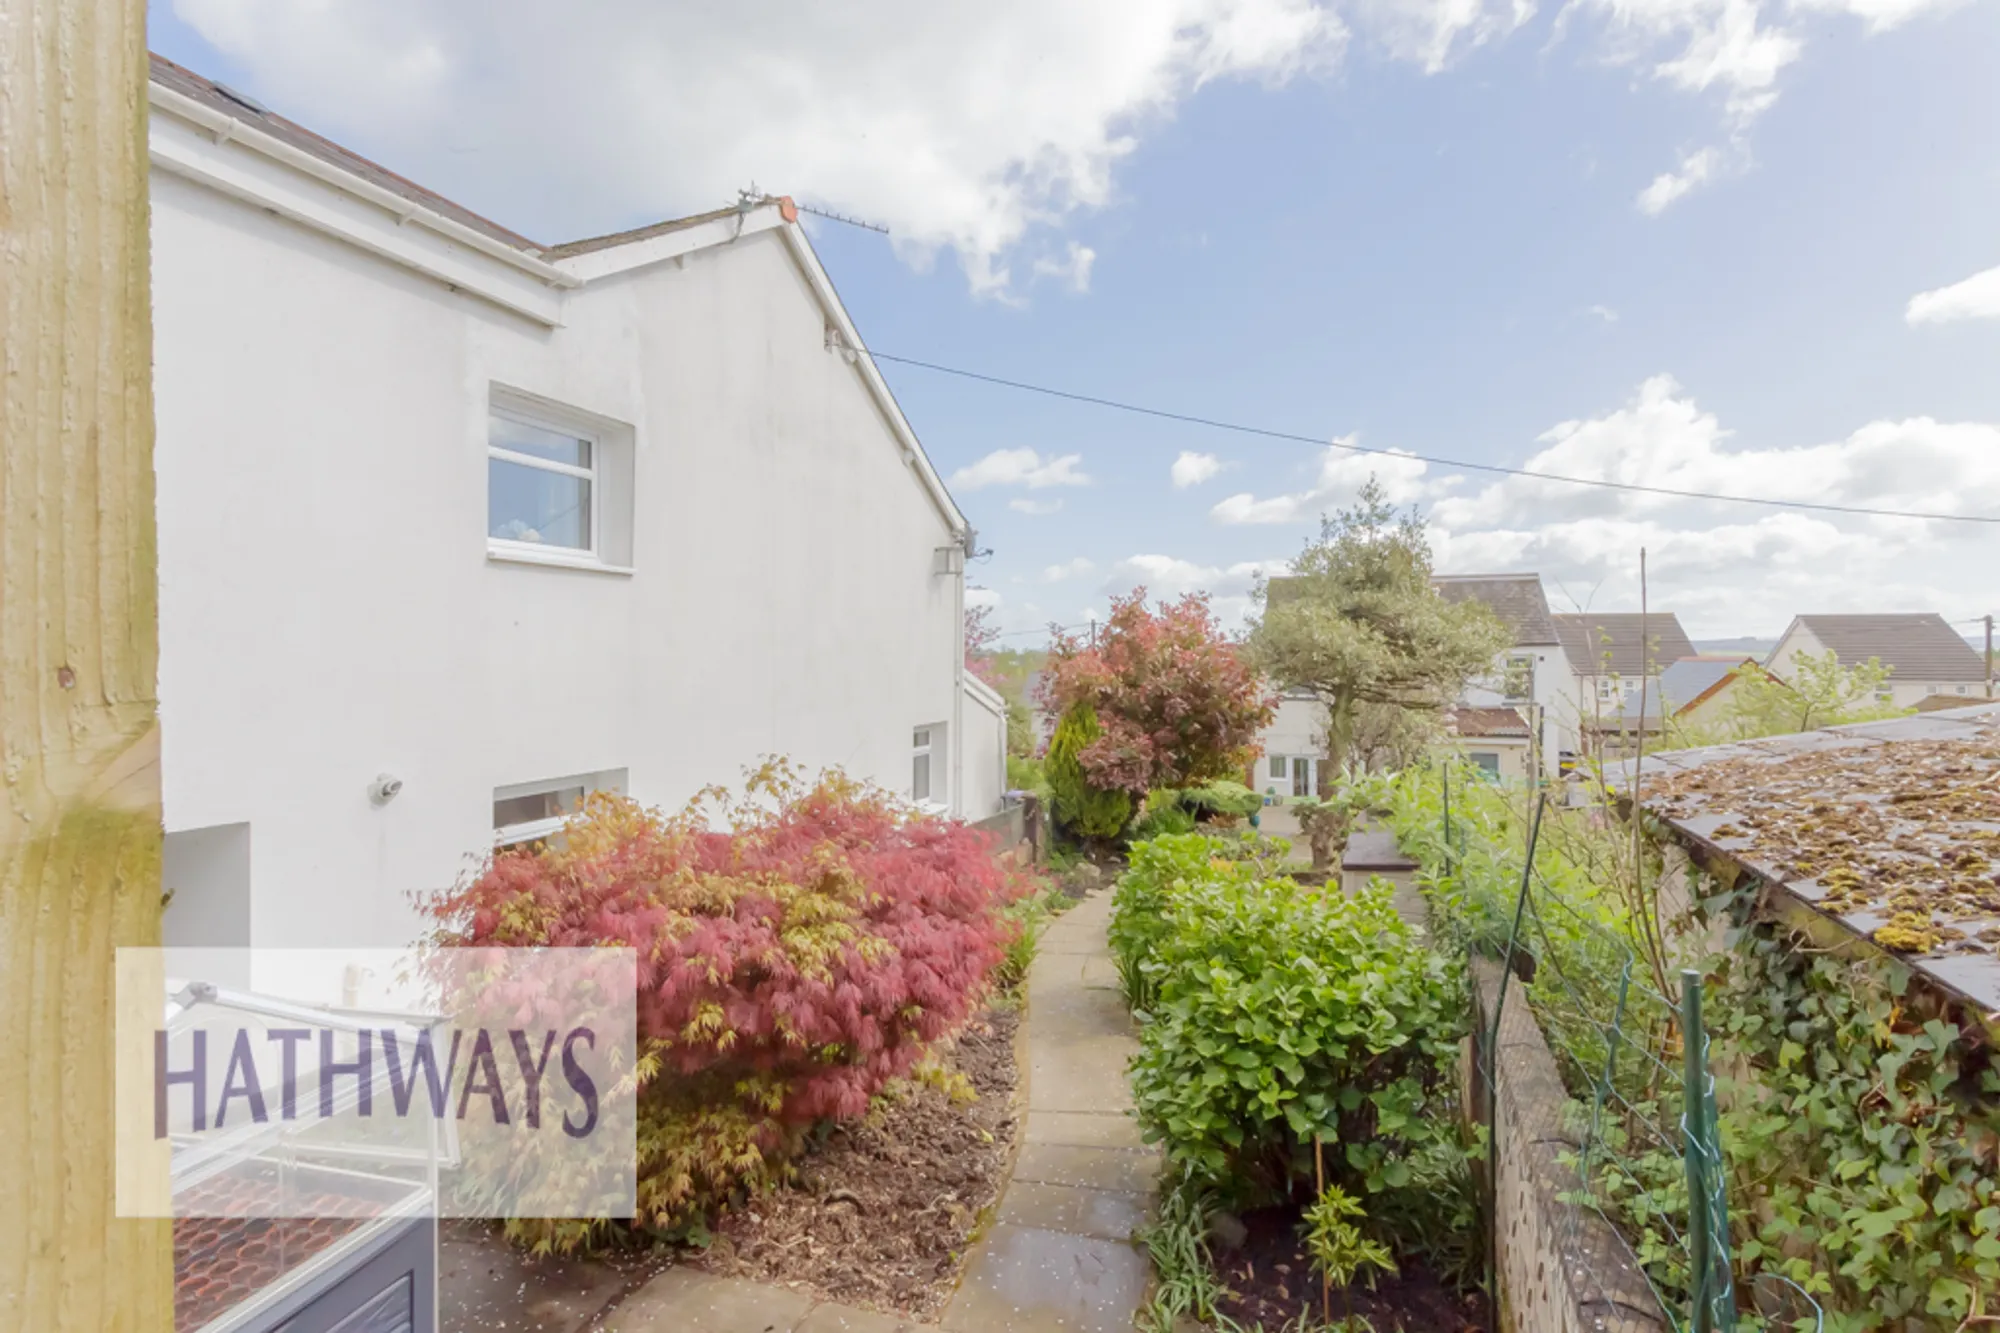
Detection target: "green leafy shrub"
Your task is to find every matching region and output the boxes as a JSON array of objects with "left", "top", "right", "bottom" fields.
[
  {"left": 1116, "top": 845, "right": 1466, "bottom": 1207},
  {"left": 1130, "top": 789, "right": 1200, "bottom": 842},
  {"left": 1045, "top": 702, "right": 1133, "bottom": 839},
  {"left": 1176, "top": 778, "right": 1263, "bottom": 821},
  {"left": 1387, "top": 760, "right": 2000, "bottom": 1328},
  {"left": 1107, "top": 833, "right": 1263, "bottom": 1013},
  {"left": 1303, "top": 1185, "right": 1398, "bottom": 1290}
]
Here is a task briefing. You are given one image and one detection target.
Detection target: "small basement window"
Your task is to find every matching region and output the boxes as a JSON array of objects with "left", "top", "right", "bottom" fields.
[
  {"left": 912, "top": 725, "right": 946, "bottom": 806},
  {"left": 494, "top": 769, "right": 626, "bottom": 847}
]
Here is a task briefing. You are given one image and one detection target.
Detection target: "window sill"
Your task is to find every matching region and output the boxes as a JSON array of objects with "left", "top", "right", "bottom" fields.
[{"left": 487, "top": 544, "right": 633, "bottom": 576}]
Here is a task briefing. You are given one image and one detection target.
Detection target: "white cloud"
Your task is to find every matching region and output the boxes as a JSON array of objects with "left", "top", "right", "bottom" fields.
[
  {"left": 174, "top": 0, "right": 1346, "bottom": 297},
  {"left": 170, "top": 0, "right": 1960, "bottom": 287},
  {"left": 965, "top": 585, "right": 1004, "bottom": 611},
  {"left": 1588, "top": 304, "right": 1619, "bottom": 323},
  {"left": 1415, "top": 376, "right": 2000, "bottom": 634},
  {"left": 1010, "top": 497, "right": 1067, "bottom": 515},
  {"left": 1211, "top": 440, "right": 1445, "bottom": 524},
  {"left": 1577, "top": 0, "right": 1956, "bottom": 214},
  {"left": 1032, "top": 242, "right": 1098, "bottom": 294},
  {"left": 1043, "top": 557, "right": 1097, "bottom": 582},
  {"left": 1906, "top": 263, "right": 2000, "bottom": 325},
  {"left": 1171, "top": 451, "right": 1226, "bottom": 488},
  {"left": 1102, "top": 554, "right": 1295, "bottom": 628},
  {"left": 1636, "top": 144, "right": 1724, "bottom": 215},
  {"left": 1346, "top": 0, "right": 1538, "bottom": 72},
  {"left": 1123, "top": 379, "right": 2000, "bottom": 638},
  {"left": 950, "top": 448, "right": 1091, "bottom": 491}
]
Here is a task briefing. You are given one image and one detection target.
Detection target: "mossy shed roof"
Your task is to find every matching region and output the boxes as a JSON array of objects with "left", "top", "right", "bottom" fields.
[{"left": 1629, "top": 703, "right": 2000, "bottom": 1015}]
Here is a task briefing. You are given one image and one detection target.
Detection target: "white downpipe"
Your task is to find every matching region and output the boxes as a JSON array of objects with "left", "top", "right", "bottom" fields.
[{"left": 953, "top": 566, "right": 966, "bottom": 818}]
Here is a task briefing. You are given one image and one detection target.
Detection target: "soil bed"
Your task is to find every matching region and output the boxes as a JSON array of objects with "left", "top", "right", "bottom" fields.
[
  {"left": 693, "top": 1004, "right": 1021, "bottom": 1319},
  {"left": 1214, "top": 1205, "right": 1487, "bottom": 1333}
]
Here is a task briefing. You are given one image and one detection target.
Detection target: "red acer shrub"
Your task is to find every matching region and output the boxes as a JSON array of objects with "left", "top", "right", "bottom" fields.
[
  {"left": 1038, "top": 589, "right": 1274, "bottom": 797},
  {"left": 426, "top": 761, "right": 1034, "bottom": 1250}
]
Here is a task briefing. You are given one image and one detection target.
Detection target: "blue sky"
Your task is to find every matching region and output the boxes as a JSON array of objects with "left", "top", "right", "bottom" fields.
[{"left": 150, "top": 0, "right": 2000, "bottom": 640}]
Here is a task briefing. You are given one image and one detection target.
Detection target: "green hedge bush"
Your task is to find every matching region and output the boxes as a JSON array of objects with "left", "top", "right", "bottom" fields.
[{"left": 1112, "top": 833, "right": 1474, "bottom": 1260}]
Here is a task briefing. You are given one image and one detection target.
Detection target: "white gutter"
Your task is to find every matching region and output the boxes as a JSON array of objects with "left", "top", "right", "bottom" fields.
[{"left": 148, "top": 82, "right": 576, "bottom": 291}]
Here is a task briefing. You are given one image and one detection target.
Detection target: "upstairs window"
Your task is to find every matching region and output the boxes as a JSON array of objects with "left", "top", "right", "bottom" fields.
[
  {"left": 489, "top": 409, "right": 596, "bottom": 553},
  {"left": 1501, "top": 655, "right": 1534, "bottom": 704}
]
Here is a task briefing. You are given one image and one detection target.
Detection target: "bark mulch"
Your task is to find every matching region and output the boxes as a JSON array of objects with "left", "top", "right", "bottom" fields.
[{"left": 693, "top": 1004, "right": 1022, "bottom": 1319}]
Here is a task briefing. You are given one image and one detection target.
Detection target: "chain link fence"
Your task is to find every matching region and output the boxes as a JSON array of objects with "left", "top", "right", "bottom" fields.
[{"left": 1430, "top": 767, "right": 1822, "bottom": 1333}]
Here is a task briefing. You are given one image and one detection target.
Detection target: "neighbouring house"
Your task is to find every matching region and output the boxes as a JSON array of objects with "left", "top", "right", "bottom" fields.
[
  {"left": 1765, "top": 613, "right": 1992, "bottom": 710},
  {"left": 1552, "top": 612, "right": 1697, "bottom": 720},
  {"left": 1255, "top": 688, "right": 1330, "bottom": 801},
  {"left": 1433, "top": 574, "right": 1578, "bottom": 780},
  {"left": 148, "top": 54, "right": 1006, "bottom": 959},
  {"left": 1022, "top": 668, "right": 1059, "bottom": 748},
  {"left": 1598, "top": 655, "right": 1760, "bottom": 751},
  {"left": 1446, "top": 706, "right": 1533, "bottom": 782}
]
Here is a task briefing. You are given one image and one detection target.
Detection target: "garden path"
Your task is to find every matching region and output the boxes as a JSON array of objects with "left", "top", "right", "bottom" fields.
[
  {"left": 938, "top": 886, "right": 1157, "bottom": 1332},
  {"left": 600, "top": 887, "right": 1158, "bottom": 1333}
]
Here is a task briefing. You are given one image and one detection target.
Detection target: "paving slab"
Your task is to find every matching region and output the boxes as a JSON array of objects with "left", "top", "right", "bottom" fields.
[
  {"left": 439, "top": 1222, "right": 660, "bottom": 1333},
  {"left": 996, "top": 1181, "right": 1152, "bottom": 1243},
  {"left": 1027, "top": 1043, "right": 1138, "bottom": 1114},
  {"left": 941, "top": 1224, "right": 1150, "bottom": 1332},
  {"left": 794, "top": 1300, "right": 922, "bottom": 1332},
  {"left": 1023, "top": 1110, "right": 1149, "bottom": 1151},
  {"left": 1011, "top": 1144, "right": 1160, "bottom": 1194},
  {"left": 602, "top": 1268, "right": 814, "bottom": 1333}
]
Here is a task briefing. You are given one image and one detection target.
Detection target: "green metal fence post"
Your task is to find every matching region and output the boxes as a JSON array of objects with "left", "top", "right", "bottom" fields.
[
  {"left": 1680, "top": 969, "right": 1711, "bottom": 1333},
  {"left": 1441, "top": 764, "right": 1453, "bottom": 872},
  {"left": 1680, "top": 968, "right": 1736, "bottom": 1333}
]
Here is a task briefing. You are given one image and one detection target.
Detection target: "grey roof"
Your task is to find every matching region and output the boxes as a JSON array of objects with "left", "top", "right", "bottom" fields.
[
  {"left": 1449, "top": 706, "right": 1532, "bottom": 738},
  {"left": 1554, "top": 613, "right": 1697, "bottom": 678},
  {"left": 544, "top": 206, "right": 746, "bottom": 258},
  {"left": 1784, "top": 614, "right": 1988, "bottom": 682},
  {"left": 1614, "top": 656, "right": 1752, "bottom": 724},
  {"left": 1431, "top": 574, "right": 1559, "bottom": 647}
]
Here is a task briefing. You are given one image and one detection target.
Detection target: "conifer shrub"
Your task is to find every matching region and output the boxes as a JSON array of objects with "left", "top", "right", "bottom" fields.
[
  {"left": 1045, "top": 702, "right": 1134, "bottom": 839},
  {"left": 426, "top": 760, "right": 1034, "bottom": 1253}
]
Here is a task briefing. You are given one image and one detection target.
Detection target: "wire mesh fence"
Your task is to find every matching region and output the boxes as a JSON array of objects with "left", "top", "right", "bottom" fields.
[{"left": 1429, "top": 764, "right": 1822, "bottom": 1333}]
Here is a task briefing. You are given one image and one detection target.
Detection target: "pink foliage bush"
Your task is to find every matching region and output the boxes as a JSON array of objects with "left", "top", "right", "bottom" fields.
[{"left": 426, "top": 761, "right": 1033, "bottom": 1246}]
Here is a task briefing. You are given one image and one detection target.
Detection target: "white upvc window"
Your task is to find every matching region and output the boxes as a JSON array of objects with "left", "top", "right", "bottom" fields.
[
  {"left": 493, "top": 769, "right": 626, "bottom": 847},
  {"left": 489, "top": 407, "right": 598, "bottom": 556},
  {"left": 1269, "top": 755, "right": 1287, "bottom": 779},
  {"left": 912, "top": 727, "right": 935, "bottom": 802}
]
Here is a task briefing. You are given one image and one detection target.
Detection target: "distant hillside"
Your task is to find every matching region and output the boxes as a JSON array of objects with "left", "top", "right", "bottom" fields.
[{"left": 1691, "top": 637, "right": 1777, "bottom": 658}]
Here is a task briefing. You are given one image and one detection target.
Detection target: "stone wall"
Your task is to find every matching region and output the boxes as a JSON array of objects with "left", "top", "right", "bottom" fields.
[{"left": 1466, "top": 958, "right": 1670, "bottom": 1333}]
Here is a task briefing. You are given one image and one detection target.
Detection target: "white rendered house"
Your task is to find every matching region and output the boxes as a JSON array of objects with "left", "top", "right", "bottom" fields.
[
  {"left": 148, "top": 55, "right": 1005, "bottom": 955},
  {"left": 1433, "top": 574, "right": 1578, "bottom": 780}
]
